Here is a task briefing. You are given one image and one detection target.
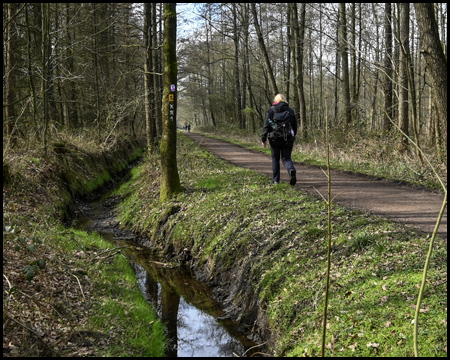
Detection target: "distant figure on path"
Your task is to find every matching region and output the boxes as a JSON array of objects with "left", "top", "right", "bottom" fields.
[
  {"left": 187, "top": 124, "right": 191, "bottom": 133},
  {"left": 261, "top": 94, "right": 297, "bottom": 185}
]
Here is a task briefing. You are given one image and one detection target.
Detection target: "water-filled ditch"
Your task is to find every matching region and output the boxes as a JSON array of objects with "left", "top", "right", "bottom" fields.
[{"left": 70, "top": 179, "right": 261, "bottom": 357}]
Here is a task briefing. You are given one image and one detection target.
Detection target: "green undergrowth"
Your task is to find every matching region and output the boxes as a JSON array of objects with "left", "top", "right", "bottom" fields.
[
  {"left": 115, "top": 132, "right": 447, "bottom": 357},
  {"left": 54, "top": 227, "right": 167, "bottom": 356},
  {"left": 64, "top": 228, "right": 167, "bottom": 356},
  {"left": 3, "top": 138, "right": 167, "bottom": 356},
  {"left": 195, "top": 126, "right": 447, "bottom": 191}
]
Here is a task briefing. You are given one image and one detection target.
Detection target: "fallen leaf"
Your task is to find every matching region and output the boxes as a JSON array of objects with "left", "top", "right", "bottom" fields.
[{"left": 367, "top": 342, "right": 380, "bottom": 348}]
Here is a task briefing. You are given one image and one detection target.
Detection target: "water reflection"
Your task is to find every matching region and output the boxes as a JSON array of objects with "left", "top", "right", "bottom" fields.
[
  {"left": 134, "top": 259, "right": 260, "bottom": 357},
  {"left": 71, "top": 189, "right": 262, "bottom": 357}
]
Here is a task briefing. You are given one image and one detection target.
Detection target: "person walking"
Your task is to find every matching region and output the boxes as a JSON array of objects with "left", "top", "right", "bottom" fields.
[{"left": 261, "top": 94, "right": 297, "bottom": 185}]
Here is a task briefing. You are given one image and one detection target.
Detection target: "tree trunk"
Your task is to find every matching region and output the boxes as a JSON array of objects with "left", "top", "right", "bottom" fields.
[
  {"left": 350, "top": 3, "right": 357, "bottom": 122},
  {"left": 153, "top": 3, "right": 163, "bottom": 136},
  {"left": 25, "top": 5, "right": 38, "bottom": 139},
  {"left": 160, "top": 3, "right": 182, "bottom": 202},
  {"left": 371, "top": 3, "right": 380, "bottom": 129},
  {"left": 5, "top": 3, "right": 18, "bottom": 147},
  {"left": 251, "top": 3, "right": 278, "bottom": 98},
  {"left": 232, "top": 4, "right": 243, "bottom": 129},
  {"left": 339, "top": 3, "right": 351, "bottom": 127},
  {"left": 144, "top": 3, "right": 156, "bottom": 150},
  {"left": 242, "top": 3, "right": 250, "bottom": 129},
  {"left": 293, "top": 3, "right": 307, "bottom": 137},
  {"left": 383, "top": 3, "right": 393, "bottom": 133},
  {"left": 286, "top": 4, "right": 291, "bottom": 103},
  {"left": 414, "top": 3, "right": 447, "bottom": 146},
  {"left": 42, "top": 3, "right": 50, "bottom": 155},
  {"left": 398, "top": 3, "right": 410, "bottom": 152},
  {"left": 205, "top": 8, "right": 216, "bottom": 127}
]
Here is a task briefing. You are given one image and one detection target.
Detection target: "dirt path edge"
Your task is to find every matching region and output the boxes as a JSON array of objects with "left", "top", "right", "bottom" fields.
[{"left": 183, "top": 132, "right": 446, "bottom": 239}]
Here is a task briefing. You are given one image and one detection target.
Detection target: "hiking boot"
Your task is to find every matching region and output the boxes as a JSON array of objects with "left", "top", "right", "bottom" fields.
[
  {"left": 289, "top": 169, "right": 297, "bottom": 186},
  {"left": 272, "top": 181, "right": 279, "bottom": 185}
]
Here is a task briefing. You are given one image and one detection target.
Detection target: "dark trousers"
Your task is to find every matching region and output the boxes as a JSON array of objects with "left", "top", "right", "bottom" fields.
[{"left": 269, "top": 139, "right": 296, "bottom": 183}]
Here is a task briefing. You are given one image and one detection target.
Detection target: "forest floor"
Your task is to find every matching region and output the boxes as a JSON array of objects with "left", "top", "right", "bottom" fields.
[
  {"left": 3, "top": 132, "right": 446, "bottom": 356},
  {"left": 184, "top": 132, "right": 447, "bottom": 239}
]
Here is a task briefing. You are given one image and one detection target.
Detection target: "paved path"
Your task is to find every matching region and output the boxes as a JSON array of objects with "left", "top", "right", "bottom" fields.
[{"left": 184, "top": 132, "right": 447, "bottom": 238}]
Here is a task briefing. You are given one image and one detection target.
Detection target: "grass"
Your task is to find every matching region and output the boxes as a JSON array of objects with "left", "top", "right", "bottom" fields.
[
  {"left": 195, "top": 125, "right": 447, "bottom": 191},
  {"left": 56, "top": 227, "right": 167, "bottom": 357},
  {"left": 3, "top": 137, "right": 167, "bottom": 357},
  {"left": 115, "top": 131, "right": 447, "bottom": 357},
  {"left": 3, "top": 126, "right": 446, "bottom": 357},
  {"left": 3, "top": 218, "right": 167, "bottom": 356}
]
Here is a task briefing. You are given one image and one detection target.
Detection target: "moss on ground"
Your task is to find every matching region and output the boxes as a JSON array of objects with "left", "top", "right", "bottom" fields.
[{"left": 116, "top": 132, "right": 447, "bottom": 357}]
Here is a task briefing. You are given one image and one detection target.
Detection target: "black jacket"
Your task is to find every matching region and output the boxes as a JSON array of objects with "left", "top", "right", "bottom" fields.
[{"left": 261, "top": 102, "right": 298, "bottom": 142}]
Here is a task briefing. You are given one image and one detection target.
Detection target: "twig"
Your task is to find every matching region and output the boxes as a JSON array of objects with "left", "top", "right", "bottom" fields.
[
  {"left": 413, "top": 191, "right": 447, "bottom": 356},
  {"left": 4, "top": 312, "right": 60, "bottom": 356},
  {"left": 148, "top": 260, "right": 172, "bottom": 267},
  {"left": 321, "top": 95, "right": 332, "bottom": 357},
  {"left": 70, "top": 273, "right": 86, "bottom": 301},
  {"left": 91, "top": 245, "right": 128, "bottom": 259},
  {"left": 95, "top": 250, "right": 122, "bottom": 263},
  {"left": 3, "top": 273, "right": 12, "bottom": 290},
  {"left": 242, "top": 341, "right": 267, "bottom": 357},
  {"left": 232, "top": 341, "right": 268, "bottom": 357}
]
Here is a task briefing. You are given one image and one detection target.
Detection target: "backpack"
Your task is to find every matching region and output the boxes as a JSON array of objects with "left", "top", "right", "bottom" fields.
[{"left": 269, "top": 110, "right": 294, "bottom": 141}]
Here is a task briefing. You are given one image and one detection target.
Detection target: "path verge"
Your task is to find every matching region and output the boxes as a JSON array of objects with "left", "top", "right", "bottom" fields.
[{"left": 184, "top": 132, "right": 446, "bottom": 238}]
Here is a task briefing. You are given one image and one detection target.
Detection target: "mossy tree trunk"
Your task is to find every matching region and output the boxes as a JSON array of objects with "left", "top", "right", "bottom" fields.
[{"left": 159, "top": 3, "right": 182, "bottom": 202}]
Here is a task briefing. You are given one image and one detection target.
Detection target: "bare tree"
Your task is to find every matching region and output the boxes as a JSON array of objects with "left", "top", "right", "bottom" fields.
[
  {"left": 144, "top": 3, "right": 156, "bottom": 150},
  {"left": 339, "top": 3, "right": 351, "bottom": 127},
  {"left": 41, "top": 3, "right": 50, "bottom": 154},
  {"left": 291, "top": 3, "right": 307, "bottom": 137},
  {"left": 153, "top": 3, "right": 163, "bottom": 136},
  {"left": 398, "top": 3, "right": 410, "bottom": 152},
  {"left": 383, "top": 3, "right": 394, "bottom": 133},
  {"left": 232, "top": 4, "right": 243, "bottom": 129},
  {"left": 5, "top": 3, "right": 18, "bottom": 146},
  {"left": 251, "top": 3, "right": 278, "bottom": 99}
]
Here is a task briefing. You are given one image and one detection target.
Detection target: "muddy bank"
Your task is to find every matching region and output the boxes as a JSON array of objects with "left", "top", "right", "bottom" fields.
[
  {"left": 69, "top": 184, "right": 264, "bottom": 357},
  {"left": 134, "top": 211, "right": 275, "bottom": 353},
  {"left": 66, "top": 169, "right": 275, "bottom": 353}
]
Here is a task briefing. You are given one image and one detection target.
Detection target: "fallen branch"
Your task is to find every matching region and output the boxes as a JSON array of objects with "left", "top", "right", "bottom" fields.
[
  {"left": 91, "top": 246, "right": 128, "bottom": 260},
  {"left": 148, "top": 260, "right": 172, "bottom": 267}
]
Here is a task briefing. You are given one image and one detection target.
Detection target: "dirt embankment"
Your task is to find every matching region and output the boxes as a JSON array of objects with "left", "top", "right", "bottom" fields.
[{"left": 3, "top": 139, "right": 146, "bottom": 357}]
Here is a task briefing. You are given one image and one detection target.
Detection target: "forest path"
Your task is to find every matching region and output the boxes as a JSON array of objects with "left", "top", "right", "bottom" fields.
[{"left": 183, "top": 132, "right": 446, "bottom": 238}]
